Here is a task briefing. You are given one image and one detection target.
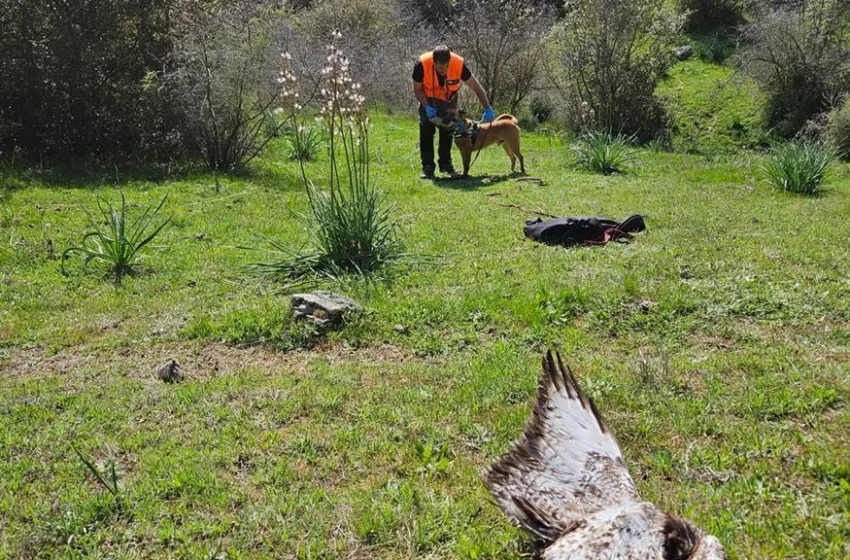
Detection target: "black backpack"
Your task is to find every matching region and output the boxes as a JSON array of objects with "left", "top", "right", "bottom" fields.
[{"left": 523, "top": 215, "right": 646, "bottom": 247}]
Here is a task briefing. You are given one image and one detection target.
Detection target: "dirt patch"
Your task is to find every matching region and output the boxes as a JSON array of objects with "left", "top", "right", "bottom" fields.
[{"left": 1, "top": 340, "right": 429, "bottom": 387}]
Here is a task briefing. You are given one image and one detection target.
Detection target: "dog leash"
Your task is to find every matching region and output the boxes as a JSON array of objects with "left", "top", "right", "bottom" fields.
[
  {"left": 488, "top": 199, "right": 557, "bottom": 218},
  {"left": 466, "top": 118, "right": 492, "bottom": 173}
]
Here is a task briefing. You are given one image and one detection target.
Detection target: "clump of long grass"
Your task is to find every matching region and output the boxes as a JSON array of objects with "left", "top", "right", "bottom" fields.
[
  {"left": 571, "top": 131, "right": 633, "bottom": 174},
  {"left": 61, "top": 192, "right": 170, "bottom": 282},
  {"left": 761, "top": 141, "right": 835, "bottom": 195},
  {"left": 284, "top": 125, "right": 323, "bottom": 161},
  {"left": 73, "top": 446, "right": 122, "bottom": 498},
  {"left": 250, "top": 31, "right": 402, "bottom": 285}
]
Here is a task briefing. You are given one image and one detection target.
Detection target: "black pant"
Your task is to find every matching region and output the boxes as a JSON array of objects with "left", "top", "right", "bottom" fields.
[{"left": 418, "top": 106, "right": 454, "bottom": 171}]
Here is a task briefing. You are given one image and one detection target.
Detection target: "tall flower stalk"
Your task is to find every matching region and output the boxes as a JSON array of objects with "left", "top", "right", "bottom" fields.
[
  {"left": 311, "top": 30, "right": 370, "bottom": 228},
  {"left": 251, "top": 31, "right": 402, "bottom": 283}
]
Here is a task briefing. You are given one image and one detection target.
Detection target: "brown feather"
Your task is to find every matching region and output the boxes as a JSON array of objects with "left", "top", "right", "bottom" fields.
[
  {"left": 483, "top": 350, "right": 636, "bottom": 545},
  {"left": 663, "top": 515, "right": 700, "bottom": 560}
]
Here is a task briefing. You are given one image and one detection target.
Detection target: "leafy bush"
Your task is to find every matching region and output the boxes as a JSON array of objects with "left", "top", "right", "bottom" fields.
[
  {"left": 678, "top": 0, "right": 744, "bottom": 32},
  {"left": 761, "top": 142, "right": 835, "bottom": 195},
  {"left": 695, "top": 33, "right": 737, "bottom": 63},
  {"left": 61, "top": 193, "right": 171, "bottom": 282},
  {"left": 291, "top": 0, "right": 438, "bottom": 111},
  {"left": 826, "top": 97, "right": 850, "bottom": 160},
  {"left": 447, "top": 0, "right": 555, "bottom": 114},
  {"left": 741, "top": 2, "right": 850, "bottom": 138},
  {"left": 0, "top": 0, "right": 179, "bottom": 161},
  {"left": 571, "top": 131, "right": 633, "bottom": 174},
  {"left": 250, "top": 33, "right": 403, "bottom": 285},
  {"left": 547, "top": 0, "right": 683, "bottom": 141},
  {"left": 167, "top": 1, "right": 295, "bottom": 170},
  {"left": 529, "top": 94, "right": 554, "bottom": 124}
]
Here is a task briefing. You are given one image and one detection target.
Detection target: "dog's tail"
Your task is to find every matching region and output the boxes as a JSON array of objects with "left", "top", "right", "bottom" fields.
[{"left": 496, "top": 114, "right": 517, "bottom": 123}]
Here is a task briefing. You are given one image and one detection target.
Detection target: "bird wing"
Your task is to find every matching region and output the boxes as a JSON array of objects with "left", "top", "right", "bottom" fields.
[{"left": 483, "top": 350, "right": 640, "bottom": 544}]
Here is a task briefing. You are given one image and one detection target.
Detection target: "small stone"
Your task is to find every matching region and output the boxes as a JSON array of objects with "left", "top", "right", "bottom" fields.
[
  {"left": 290, "top": 291, "right": 362, "bottom": 326},
  {"left": 636, "top": 299, "right": 657, "bottom": 312},
  {"left": 157, "top": 360, "right": 183, "bottom": 383},
  {"left": 394, "top": 324, "right": 409, "bottom": 335},
  {"left": 674, "top": 45, "right": 693, "bottom": 61}
]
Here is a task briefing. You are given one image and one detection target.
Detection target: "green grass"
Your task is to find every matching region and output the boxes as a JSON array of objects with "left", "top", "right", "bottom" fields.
[
  {"left": 658, "top": 58, "right": 770, "bottom": 154},
  {"left": 1, "top": 113, "right": 850, "bottom": 559}
]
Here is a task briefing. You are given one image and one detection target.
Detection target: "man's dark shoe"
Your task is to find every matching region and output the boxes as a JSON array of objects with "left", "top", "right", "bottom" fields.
[
  {"left": 440, "top": 166, "right": 461, "bottom": 178},
  {"left": 420, "top": 167, "right": 435, "bottom": 179}
]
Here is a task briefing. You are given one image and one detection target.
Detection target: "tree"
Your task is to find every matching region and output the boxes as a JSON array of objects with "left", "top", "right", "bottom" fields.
[
  {"left": 166, "top": 0, "right": 296, "bottom": 170},
  {"left": 545, "top": 0, "right": 683, "bottom": 140},
  {"left": 447, "top": 0, "right": 555, "bottom": 113},
  {"left": 0, "top": 0, "right": 177, "bottom": 161},
  {"left": 741, "top": 0, "right": 850, "bottom": 138}
]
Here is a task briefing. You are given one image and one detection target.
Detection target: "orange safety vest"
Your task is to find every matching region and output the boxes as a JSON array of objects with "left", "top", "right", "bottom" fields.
[{"left": 419, "top": 52, "right": 465, "bottom": 102}]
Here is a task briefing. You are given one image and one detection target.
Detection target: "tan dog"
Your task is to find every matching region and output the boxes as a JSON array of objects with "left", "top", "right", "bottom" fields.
[{"left": 433, "top": 111, "right": 525, "bottom": 177}]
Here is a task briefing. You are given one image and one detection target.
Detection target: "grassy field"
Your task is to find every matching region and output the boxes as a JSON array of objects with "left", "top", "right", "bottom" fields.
[
  {"left": 658, "top": 56, "right": 769, "bottom": 154},
  {"left": 2, "top": 112, "right": 849, "bottom": 559}
]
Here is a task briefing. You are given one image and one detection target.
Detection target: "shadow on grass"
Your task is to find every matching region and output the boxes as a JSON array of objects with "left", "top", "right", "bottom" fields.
[
  {"left": 0, "top": 156, "right": 307, "bottom": 194},
  {"left": 429, "top": 172, "right": 515, "bottom": 190},
  {"left": 229, "top": 162, "right": 308, "bottom": 193}
]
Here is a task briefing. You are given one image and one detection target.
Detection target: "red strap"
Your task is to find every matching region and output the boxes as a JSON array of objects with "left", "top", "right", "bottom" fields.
[{"left": 585, "top": 227, "right": 633, "bottom": 246}]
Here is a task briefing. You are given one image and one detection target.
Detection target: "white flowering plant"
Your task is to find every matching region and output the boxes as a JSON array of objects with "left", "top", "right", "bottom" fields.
[{"left": 251, "top": 31, "right": 403, "bottom": 284}]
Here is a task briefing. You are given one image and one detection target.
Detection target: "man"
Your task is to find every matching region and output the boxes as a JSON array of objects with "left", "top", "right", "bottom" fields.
[{"left": 412, "top": 45, "right": 495, "bottom": 179}]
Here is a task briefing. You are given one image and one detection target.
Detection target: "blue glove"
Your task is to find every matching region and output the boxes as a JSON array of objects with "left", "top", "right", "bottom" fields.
[
  {"left": 425, "top": 106, "right": 437, "bottom": 120},
  {"left": 482, "top": 107, "right": 495, "bottom": 122}
]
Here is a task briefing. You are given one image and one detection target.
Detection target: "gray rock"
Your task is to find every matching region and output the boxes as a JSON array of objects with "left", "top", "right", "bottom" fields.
[
  {"left": 157, "top": 360, "right": 183, "bottom": 383},
  {"left": 290, "top": 291, "right": 362, "bottom": 326},
  {"left": 674, "top": 45, "right": 694, "bottom": 61}
]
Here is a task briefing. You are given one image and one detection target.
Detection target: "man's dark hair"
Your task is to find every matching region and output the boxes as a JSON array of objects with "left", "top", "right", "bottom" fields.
[{"left": 433, "top": 45, "right": 451, "bottom": 64}]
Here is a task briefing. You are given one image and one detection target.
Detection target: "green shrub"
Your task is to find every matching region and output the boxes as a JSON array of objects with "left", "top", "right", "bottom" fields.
[
  {"left": 826, "top": 98, "right": 850, "bottom": 160},
  {"left": 549, "top": 0, "right": 683, "bottom": 141},
  {"left": 695, "top": 33, "right": 737, "bottom": 63},
  {"left": 761, "top": 142, "right": 835, "bottom": 196},
  {"left": 742, "top": 3, "right": 850, "bottom": 138},
  {"left": 0, "top": 0, "right": 178, "bottom": 161},
  {"left": 529, "top": 94, "right": 554, "bottom": 124},
  {"left": 678, "top": 0, "right": 743, "bottom": 32},
  {"left": 61, "top": 193, "right": 171, "bottom": 282},
  {"left": 571, "top": 131, "right": 633, "bottom": 175},
  {"left": 169, "top": 2, "right": 294, "bottom": 171}
]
